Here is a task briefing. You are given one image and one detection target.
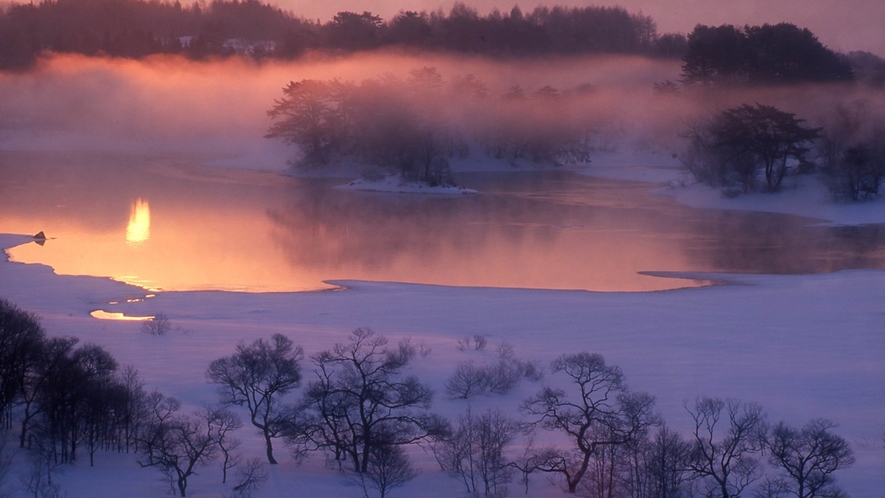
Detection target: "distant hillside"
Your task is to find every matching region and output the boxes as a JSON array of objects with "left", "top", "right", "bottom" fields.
[{"left": 0, "top": 0, "right": 685, "bottom": 69}]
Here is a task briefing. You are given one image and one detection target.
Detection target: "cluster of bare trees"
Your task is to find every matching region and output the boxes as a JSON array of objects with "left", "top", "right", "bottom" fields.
[
  {"left": 0, "top": 300, "right": 862, "bottom": 498},
  {"left": 204, "top": 328, "right": 443, "bottom": 498},
  {"left": 137, "top": 400, "right": 266, "bottom": 497},
  {"left": 205, "top": 330, "right": 533, "bottom": 497},
  {"left": 817, "top": 101, "right": 885, "bottom": 201},
  {"left": 266, "top": 68, "right": 609, "bottom": 177},
  {"left": 0, "top": 299, "right": 267, "bottom": 497},
  {"left": 435, "top": 353, "right": 855, "bottom": 498},
  {"left": 202, "top": 329, "right": 859, "bottom": 498},
  {"left": 445, "top": 340, "right": 541, "bottom": 399},
  {"left": 517, "top": 353, "right": 659, "bottom": 495},
  {"left": 434, "top": 407, "right": 520, "bottom": 498},
  {"left": 0, "top": 298, "right": 144, "bottom": 468}
]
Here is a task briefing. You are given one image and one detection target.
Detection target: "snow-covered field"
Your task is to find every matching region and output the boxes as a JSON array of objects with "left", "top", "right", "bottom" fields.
[{"left": 1, "top": 152, "right": 884, "bottom": 497}]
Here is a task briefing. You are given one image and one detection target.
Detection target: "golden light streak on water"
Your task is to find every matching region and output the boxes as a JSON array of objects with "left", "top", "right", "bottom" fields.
[
  {"left": 90, "top": 310, "right": 154, "bottom": 321},
  {"left": 126, "top": 198, "right": 151, "bottom": 245}
]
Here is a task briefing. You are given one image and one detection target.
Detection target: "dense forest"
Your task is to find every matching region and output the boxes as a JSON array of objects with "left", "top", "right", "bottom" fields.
[
  {"left": 0, "top": 0, "right": 687, "bottom": 69},
  {"left": 3, "top": 0, "right": 882, "bottom": 83}
]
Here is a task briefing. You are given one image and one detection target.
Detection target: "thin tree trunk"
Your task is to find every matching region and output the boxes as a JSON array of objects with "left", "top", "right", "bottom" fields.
[{"left": 265, "top": 432, "right": 277, "bottom": 464}]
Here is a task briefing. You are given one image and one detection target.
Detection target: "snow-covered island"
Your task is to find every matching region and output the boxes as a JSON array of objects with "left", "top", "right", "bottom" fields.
[
  {"left": 336, "top": 176, "right": 478, "bottom": 195},
  {"left": 583, "top": 150, "right": 885, "bottom": 226}
]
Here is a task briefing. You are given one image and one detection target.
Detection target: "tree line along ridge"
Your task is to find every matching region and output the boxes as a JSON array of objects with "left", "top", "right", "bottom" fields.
[
  {"left": 2, "top": 0, "right": 881, "bottom": 82},
  {"left": 0, "top": 0, "right": 685, "bottom": 69}
]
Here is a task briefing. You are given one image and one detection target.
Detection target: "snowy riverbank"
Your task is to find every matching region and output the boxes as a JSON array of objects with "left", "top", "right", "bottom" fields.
[
  {"left": 1, "top": 231, "right": 883, "bottom": 497},
  {"left": 215, "top": 143, "right": 885, "bottom": 225},
  {"left": 579, "top": 150, "right": 885, "bottom": 226},
  {"left": 1, "top": 146, "right": 884, "bottom": 498},
  {"left": 335, "top": 176, "right": 478, "bottom": 195}
]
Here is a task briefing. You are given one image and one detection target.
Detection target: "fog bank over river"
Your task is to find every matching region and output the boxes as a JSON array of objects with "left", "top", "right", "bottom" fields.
[{"left": 1, "top": 51, "right": 884, "bottom": 498}]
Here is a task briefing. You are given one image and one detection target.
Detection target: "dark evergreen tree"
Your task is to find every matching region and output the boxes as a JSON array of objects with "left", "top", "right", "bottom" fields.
[
  {"left": 324, "top": 11, "right": 384, "bottom": 51},
  {"left": 743, "top": 23, "right": 853, "bottom": 83},
  {"left": 681, "top": 24, "right": 748, "bottom": 85},
  {"left": 682, "top": 23, "right": 853, "bottom": 86},
  {"left": 386, "top": 11, "right": 433, "bottom": 48}
]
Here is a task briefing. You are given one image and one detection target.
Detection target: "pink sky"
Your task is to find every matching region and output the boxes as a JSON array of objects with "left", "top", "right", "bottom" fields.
[{"left": 280, "top": 0, "right": 885, "bottom": 55}]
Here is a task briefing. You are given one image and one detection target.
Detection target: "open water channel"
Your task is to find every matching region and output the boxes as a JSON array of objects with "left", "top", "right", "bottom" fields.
[{"left": 2, "top": 150, "right": 884, "bottom": 293}]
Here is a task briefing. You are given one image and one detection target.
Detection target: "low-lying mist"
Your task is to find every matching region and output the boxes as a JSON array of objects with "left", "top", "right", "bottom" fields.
[{"left": 1, "top": 51, "right": 884, "bottom": 166}]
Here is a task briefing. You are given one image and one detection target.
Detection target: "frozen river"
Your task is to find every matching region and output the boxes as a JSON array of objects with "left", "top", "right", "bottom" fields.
[
  {"left": 2, "top": 150, "right": 884, "bottom": 293},
  {"left": 1, "top": 150, "right": 884, "bottom": 497}
]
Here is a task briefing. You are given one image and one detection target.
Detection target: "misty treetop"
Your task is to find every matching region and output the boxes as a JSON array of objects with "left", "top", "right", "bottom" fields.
[
  {"left": 265, "top": 68, "right": 612, "bottom": 180},
  {"left": 818, "top": 100, "right": 885, "bottom": 201}
]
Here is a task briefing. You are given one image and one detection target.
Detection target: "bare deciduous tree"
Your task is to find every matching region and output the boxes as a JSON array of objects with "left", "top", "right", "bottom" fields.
[
  {"left": 139, "top": 403, "right": 219, "bottom": 498},
  {"left": 522, "top": 352, "right": 657, "bottom": 493},
  {"left": 207, "top": 334, "right": 303, "bottom": 464},
  {"left": 435, "top": 407, "right": 520, "bottom": 497},
  {"left": 0, "top": 432, "right": 15, "bottom": 498},
  {"left": 762, "top": 419, "right": 854, "bottom": 498},
  {"left": 141, "top": 313, "right": 171, "bottom": 336},
  {"left": 351, "top": 444, "right": 417, "bottom": 498},
  {"left": 20, "top": 437, "right": 65, "bottom": 498},
  {"left": 685, "top": 397, "right": 766, "bottom": 498},
  {"left": 231, "top": 458, "right": 268, "bottom": 498},
  {"left": 445, "top": 343, "right": 541, "bottom": 399},
  {"left": 445, "top": 361, "right": 490, "bottom": 399},
  {"left": 205, "top": 406, "right": 243, "bottom": 484},
  {"left": 291, "top": 328, "right": 446, "bottom": 474},
  {"left": 646, "top": 425, "right": 693, "bottom": 498},
  {"left": 456, "top": 335, "right": 487, "bottom": 352}
]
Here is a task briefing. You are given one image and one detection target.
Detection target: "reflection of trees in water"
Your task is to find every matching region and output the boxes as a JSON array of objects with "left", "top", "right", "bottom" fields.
[
  {"left": 267, "top": 173, "right": 885, "bottom": 278},
  {"left": 266, "top": 179, "right": 571, "bottom": 271},
  {"left": 683, "top": 211, "right": 885, "bottom": 274},
  {"left": 829, "top": 224, "right": 885, "bottom": 268}
]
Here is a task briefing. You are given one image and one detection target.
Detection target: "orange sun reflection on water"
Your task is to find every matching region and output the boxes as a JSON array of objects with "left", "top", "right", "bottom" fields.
[
  {"left": 0, "top": 154, "right": 717, "bottom": 294},
  {"left": 126, "top": 198, "right": 150, "bottom": 245}
]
